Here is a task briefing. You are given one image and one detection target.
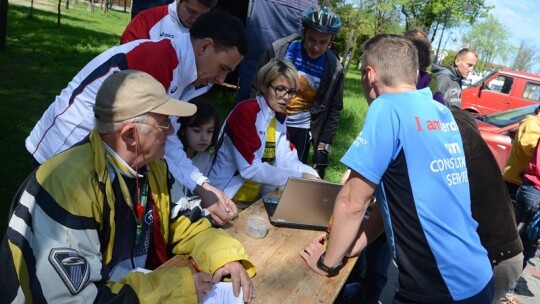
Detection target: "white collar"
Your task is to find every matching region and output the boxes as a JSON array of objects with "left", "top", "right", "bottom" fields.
[{"left": 103, "top": 142, "right": 144, "bottom": 178}]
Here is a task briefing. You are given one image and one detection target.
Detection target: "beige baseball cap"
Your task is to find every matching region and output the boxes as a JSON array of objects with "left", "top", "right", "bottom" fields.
[{"left": 94, "top": 70, "right": 196, "bottom": 122}]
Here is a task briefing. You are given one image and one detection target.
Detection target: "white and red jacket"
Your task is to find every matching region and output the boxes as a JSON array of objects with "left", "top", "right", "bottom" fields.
[
  {"left": 208, "top": 96, "right": 318, "bottom": 198},
  {"left": 26, "top": 34, "right": 211, "bottom": 191},
  {"left": 121, "top": 2, "right": 188, "bottom": 44}
]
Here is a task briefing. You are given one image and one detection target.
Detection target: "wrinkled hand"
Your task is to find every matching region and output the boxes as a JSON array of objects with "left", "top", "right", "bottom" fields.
[
  {"left": 192, "top": 271, "right": 213, "bottom": 302},
  {"left": 298, "top": 233, "right": 328, "bottom": 276},
  {"left": 213, "top": 261, "right": 255, "bottom": 303},
  {"left": 201, "top": 183, "right": 238, "bottom": 225},
  {"left": 312, "top": 150, "right": 329, "bottom": 179}
]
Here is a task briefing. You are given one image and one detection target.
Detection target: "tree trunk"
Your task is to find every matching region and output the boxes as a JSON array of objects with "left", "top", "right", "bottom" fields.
[
  {"left": 0, "top": 0, "right": 7, "bottom": 49},
  {"left": 65, "top": 0, "right": 69, "bottom": 9},
  {"left": 341, "top": 1, "right": 363, "bottom": 77},
  {"left": 344, "top": 30, "right": 359, "bottom": 76},
  {"left": 88, "top": 0, "right": 94, "bottom": 12},
  {"left": 123, "top": 0, "right": 126, "bottom": 12},
  {"left": 341, "top": 30, "right": 354, "bottom": 67},
  {"left": 29, "top": 0, "right": 33, "bottom": 17},
  {"left": 430, "top": 23, "right": 439, "bottom": 43},
  {"left": 57, "top": 0, "right": 61, "bottom": 25}
]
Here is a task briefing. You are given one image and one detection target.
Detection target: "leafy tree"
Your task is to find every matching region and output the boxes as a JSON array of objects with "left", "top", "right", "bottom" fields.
[
  {"left": 463, "top": 14, "right": 510, "bottom": 74},
  {"left": 511, "top": 40, "right": 539, "bottom": 73},
  {"left": 400, "top": 0, "right": 490, "bottom": 33},
  {"left": 440, "top": 50, "right": 457, "bottom": 66}
]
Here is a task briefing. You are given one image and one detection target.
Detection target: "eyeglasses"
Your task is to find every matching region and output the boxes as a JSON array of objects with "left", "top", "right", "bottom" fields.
[
  {"left": 136, "top": 119, "right": 171, "bottom": 132},
  {"left": 268, "top": 84, "right": 297, "bottom": 99}
]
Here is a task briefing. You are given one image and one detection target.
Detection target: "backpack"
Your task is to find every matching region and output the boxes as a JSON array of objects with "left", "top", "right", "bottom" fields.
[{"left": 522, "top": 207, "right": 540, "bottom": 243}]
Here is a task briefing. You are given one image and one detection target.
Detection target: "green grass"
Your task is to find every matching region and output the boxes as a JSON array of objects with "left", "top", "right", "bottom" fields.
[
  {"left": 325, "top": 68, "right": 367, "bottom": 182},
  {"left": 0, "top": 3, "right": 130, "bottom": 233},
  {"left": 0, "top": 3, "right": 368, "bottom": 234}
]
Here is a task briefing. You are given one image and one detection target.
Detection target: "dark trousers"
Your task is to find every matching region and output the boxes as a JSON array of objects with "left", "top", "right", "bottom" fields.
[
  {"left": 393, "top": 277, "right": 494, "bottom": 304},
  {"left": 287, "top": 126, "right": 310, "bottom": 164}
]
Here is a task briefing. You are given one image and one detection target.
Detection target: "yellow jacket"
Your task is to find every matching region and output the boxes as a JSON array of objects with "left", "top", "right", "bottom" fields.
[
  {"left": 1, "top": 131, "right": 255, "bottom": 303},
  {"left": 503, "top": 115, "right": 540, "bottom": 184}
]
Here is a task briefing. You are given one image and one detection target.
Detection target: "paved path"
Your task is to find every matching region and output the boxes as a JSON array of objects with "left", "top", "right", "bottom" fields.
[
  {"left": 378, "top": 256, "right": 540, "bottom": 303},
  {"left": 515, "top": 256, "right": 540, "bottom": 304}
]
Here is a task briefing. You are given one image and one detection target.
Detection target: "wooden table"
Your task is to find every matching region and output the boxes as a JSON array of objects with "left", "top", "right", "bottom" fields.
[{"left": 164, "top": 200, "right": 357, "bottom": 304}]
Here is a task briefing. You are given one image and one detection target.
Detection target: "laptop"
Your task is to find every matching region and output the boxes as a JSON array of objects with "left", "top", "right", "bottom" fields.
[{"left": 263, "top": 177, "right": 342, "bottom": 231}]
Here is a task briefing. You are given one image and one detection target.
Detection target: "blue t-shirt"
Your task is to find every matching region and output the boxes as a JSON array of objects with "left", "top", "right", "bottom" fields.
[
  {"left": 283, "top": 40, "right": 326, "bottom": 128},
  {"left": 341, "top": 88, "right": 492, "bottom": 302}
]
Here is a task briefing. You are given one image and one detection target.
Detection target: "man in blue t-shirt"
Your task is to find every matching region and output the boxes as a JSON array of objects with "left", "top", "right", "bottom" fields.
[{"left": 300, "top": 34, "right": 493, "bottom": 303}]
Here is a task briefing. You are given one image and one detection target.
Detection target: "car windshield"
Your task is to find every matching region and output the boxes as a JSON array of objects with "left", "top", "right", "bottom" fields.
[{"left": 476, "top": 105, "right": 539, "bottom": 127}]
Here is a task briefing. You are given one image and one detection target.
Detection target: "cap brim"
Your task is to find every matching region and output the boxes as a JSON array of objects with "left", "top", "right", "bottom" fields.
[{"left": 151, "top": 98, "right": 197, "bottom": 117}]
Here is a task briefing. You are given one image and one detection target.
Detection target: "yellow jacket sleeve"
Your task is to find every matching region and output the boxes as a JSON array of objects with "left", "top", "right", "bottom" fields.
[
  {"left": 169, "top": 216, "right": 256, "bottom": 278},
  {"left": 109, "top": 266, "right": 198, "bottom": 303}
]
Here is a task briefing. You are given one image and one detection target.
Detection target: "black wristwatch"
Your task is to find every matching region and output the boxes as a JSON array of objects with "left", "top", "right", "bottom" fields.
[{"left": 316, "top": 251, "right": 344, "bottom": 276}]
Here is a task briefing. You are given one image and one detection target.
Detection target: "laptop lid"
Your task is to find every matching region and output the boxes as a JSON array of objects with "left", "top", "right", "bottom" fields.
[{"left": 264, "top": 177, "right": 342, "bottom": 231}]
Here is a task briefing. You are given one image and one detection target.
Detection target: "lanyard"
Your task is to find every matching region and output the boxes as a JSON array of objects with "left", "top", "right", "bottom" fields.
[
  {"left": 134, "top": 175, "right": 149, "bottom": 246},
  {"left": 115, "top": 168, "right": 149, "bottom": 246},
  {"left": 104, "top": 145, "right": 151, "bottom": 246}
]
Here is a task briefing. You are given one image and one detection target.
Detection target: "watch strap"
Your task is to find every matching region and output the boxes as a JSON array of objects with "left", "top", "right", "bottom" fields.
[
  {"left": 317, "top": 142, "right": 331, "bottom": 152},
  {"left": 316, "top": 252, "right": 343, "bottom": 276}
]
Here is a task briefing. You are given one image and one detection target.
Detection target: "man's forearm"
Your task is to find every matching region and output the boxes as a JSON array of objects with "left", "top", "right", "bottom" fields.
[
  {"left": 323, "top": 173, "right": 376, "bottom": 267},
  {"left": 193, "top": 185, "right": 218, "bottom": 208}
]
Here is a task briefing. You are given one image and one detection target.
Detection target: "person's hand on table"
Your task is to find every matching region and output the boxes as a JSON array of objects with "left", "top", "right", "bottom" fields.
[
  {"left": 299, "top": 233, "right": 328, "bottom": 276},
  {"left": 213, "top": 261, "right": 255, "bottom": 303},
  {"left": 192, "top": 271, "right": 214, "bottom": 302},
  {"left": 199, "top": 183, "right": 238, "bottom": 225}
]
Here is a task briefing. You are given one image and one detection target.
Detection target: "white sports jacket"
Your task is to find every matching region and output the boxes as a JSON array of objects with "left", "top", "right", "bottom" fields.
[
  {"left": 208, "top": 96, "right": 318, "bottom": 198},
  {"left": 25, "top": 34, "right": 211, "bottom": 190},
  {"left": 120, "top": 2, "right": 188, "bottom": 44}
]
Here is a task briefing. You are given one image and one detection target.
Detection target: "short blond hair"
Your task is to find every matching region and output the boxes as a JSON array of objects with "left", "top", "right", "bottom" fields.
[{"left": 257, "top": 58, "right": 299, "bottom": 94}]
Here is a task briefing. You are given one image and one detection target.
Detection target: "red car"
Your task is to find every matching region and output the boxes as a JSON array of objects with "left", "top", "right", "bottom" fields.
[
  {"left": 476, "top": 104, "right": 539, "bottom": 171},
  {"left": 462, "top": 70, "right": 540, "bottom": 115}
]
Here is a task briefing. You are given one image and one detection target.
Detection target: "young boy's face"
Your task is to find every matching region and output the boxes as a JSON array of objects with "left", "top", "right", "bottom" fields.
[{"left": 177, "top": 0, "right": 210, "bottom": 28}]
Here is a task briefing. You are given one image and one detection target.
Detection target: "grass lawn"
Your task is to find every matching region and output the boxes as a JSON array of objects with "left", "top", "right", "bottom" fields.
[{"left": 0, "top": 3, "right": 368, "bottom": 234}]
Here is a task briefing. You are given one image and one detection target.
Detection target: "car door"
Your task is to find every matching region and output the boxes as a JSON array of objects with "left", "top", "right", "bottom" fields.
[
  {"left": 522, "top": 81, "right": 540, "bottom": 104},
  {"left": 476, "top": 75, "right": 515, "bottom": 114}
]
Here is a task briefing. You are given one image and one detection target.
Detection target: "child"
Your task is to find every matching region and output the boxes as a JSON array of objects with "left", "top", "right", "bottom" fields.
[
  {"left": 170, "top": 98, "right": 220, "bottom": 214},
  {"left": 177, "top": 97, "right": 220, "bottom": 176}
]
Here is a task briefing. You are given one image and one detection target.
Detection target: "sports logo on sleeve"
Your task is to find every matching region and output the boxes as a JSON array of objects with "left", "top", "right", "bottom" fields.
[{"left": 49, "top": 248, "right": 90, "bottom": 295}]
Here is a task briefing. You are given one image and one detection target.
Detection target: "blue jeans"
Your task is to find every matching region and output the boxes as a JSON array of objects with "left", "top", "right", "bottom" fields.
[
  {"left": 515, "top": 181, "right": 540, "bottom": 223},
  {"left": 341, "top": 234, "right": 391, "bottom": 304}
]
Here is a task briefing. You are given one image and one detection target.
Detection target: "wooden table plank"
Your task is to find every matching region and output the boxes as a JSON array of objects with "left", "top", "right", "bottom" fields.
[{"left": 165, "top": 201, "right": 356, "bottom": 304}]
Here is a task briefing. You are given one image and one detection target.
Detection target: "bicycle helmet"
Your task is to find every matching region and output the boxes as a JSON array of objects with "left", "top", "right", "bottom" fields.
[{"left": 302, "top": 6, "right": 342, "bottom": 35}]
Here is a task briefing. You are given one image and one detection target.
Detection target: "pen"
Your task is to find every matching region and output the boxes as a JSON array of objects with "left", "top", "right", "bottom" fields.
[{"left": 188, "top": 256, "right": 202, "bottom": 273}]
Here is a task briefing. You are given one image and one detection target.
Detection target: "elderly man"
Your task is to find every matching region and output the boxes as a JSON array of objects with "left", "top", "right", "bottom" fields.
[
  {"left": 1, "top": 71, "right": 255, "bottom": 303},
  {"left": 300, "top": 34, "right": 493, "bottom": 303},
  {"left": 26, "top": 10, "right": 247, "bottom": 225},
  {"left": 121, "top": 0, "right": 216, "bottom": 44}
]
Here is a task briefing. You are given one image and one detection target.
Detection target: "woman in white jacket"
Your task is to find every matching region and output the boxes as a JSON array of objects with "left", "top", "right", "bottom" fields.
[{"left": 209, "top": 58, "right": 319, "bottom": 204}]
